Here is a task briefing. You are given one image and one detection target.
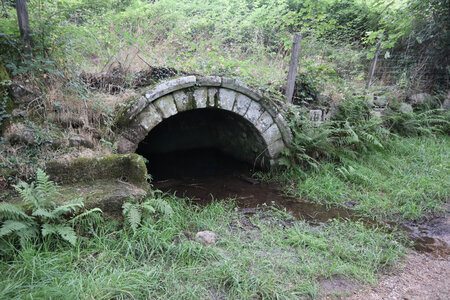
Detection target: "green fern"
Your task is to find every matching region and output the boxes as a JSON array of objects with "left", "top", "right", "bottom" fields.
[
  {"left": 123, "top": 195, "right": 173, "bottom": 232},
  {"left": 42, "top": 224, "right": 77, "bottom": 246},
  {"left": 0, "top": 203, "right": 33, "bottom": 221},
  {"left": 0, "top": 169, "right": 103, "bottom": 251}
]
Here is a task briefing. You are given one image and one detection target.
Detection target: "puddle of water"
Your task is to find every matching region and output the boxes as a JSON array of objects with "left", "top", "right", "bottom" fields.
[{"left": 153, "top": 175, "right": 449, "bottom": 258}]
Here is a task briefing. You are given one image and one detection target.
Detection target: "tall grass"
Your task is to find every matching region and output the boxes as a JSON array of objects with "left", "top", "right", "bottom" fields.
[
  {"left": 0, "top": 195, "right": 405, "bottom": 299},
  {"left": 273, "top": 135, "right": 450, "bottom": 221}
]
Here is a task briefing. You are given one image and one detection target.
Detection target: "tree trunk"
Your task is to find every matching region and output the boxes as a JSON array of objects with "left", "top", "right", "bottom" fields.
[{"left": 15, "top": 0, "right": 32, "bottom": 56}]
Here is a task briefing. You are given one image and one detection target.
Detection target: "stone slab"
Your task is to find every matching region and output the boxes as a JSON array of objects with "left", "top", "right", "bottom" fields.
[
  {"left": 221, "top": 78, "right": 263, "bottom": 101},
  {"left": 197, "top": 76, "right": 222, "bottom": 87}
]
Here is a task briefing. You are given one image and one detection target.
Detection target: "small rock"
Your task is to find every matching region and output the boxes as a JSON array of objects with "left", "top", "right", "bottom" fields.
[
  {"left": 69, "top": 135, "right": 94, "bottom": 149},
  {"left": 372, "top": 108, "right": 387, "bottom": 118},
  {"left": 374, "top": 96, "right": 388, "bottom": 107},
  {"left": 9, "top": 83, "right": 41, "bottom": 104},
  {"left": 6, "top": 123, "right": 36, "bottom": 145},
  {"left": 309, "top": 109, "right": 323, "bottom": 122},
  {"left": 11, "top": 109, "right": 26, "bottom": 118},
  {"left": 195, "top": 231, "right": 217, "bottom": 246},
  {"left": 407, "top": 93, "right": 432, "bottom": 106},
  {"left": 399, "top": 103, "right": 413, "bottom": 113}
]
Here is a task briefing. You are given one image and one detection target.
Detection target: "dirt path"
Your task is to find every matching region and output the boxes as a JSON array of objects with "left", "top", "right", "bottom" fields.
[
  {"left": 347, "top": 251, "right": 449, "bottom": 300},
  {"left": 347, "top": 212, "right": 450, "bottom": 300}
]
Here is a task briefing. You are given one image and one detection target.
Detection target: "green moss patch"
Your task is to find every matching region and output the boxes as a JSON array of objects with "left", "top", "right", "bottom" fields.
[{"left": 45, "top": 154, "right": 148, "bottom": 190}]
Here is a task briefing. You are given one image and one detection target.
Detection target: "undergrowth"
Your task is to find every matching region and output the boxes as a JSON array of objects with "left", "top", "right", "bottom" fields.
[
  {"left": 263, "top": 135, "right": 450, "bottom": 221},
  {"left": 0, "top": 194, "right": 405, "bottom": 299},
  {"left": 0, "top": 169, "right": 102, "bottom": 256}
]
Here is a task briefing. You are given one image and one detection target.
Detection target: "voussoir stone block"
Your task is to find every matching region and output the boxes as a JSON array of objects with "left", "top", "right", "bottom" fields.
[
  {"left": 173, "top": 90, "right": 190, "bottom": 112},
  {"left": 255, "top": 111, "right": 274, "bottom": 133},
  {"left": 244, "top": 101, "right": 264, "bottom": 124},
  {"left": 262, "top": 123, "right": 282, "bottom": 145},
  {"left": 137, "top": 103, "right": 163, "bottom": 132},
  {"left": 233, "top": 94, "right": 252, "bottom": 116},
  {"left": 218, "top": 88, "right": 236, "bottom": 110},
  {"left": 207, "top": 88, "right": 218, "bottom": 107},
  {"left": 194, "top": 88, "right": 208, "bottom": 108},
  {"left": 153, "top": 94, "right": 178, "bottom": 119},
  {"left": 266, "top": 138, "right": 284, "bottom": 157}
]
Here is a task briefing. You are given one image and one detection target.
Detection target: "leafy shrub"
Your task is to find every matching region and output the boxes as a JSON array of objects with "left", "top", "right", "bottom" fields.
[
  {"left": 281, "top": 96, "right": 388, "bottom": 171},
  {"left": 0, "top": 169, "right": 102, "bottom": 252},
  {"left": 384, "top": 108, "right": 450, "bottom": 137}
]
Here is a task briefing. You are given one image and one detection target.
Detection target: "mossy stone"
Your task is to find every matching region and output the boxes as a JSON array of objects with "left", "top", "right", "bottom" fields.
[{"left": 45, "top": 153, "right": 149, "bottom": 190}]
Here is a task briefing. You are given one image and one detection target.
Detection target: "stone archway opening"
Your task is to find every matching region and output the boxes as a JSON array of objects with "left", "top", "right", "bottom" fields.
[{"left": 136, "top": 108, "right": 270, "bottom": 181}]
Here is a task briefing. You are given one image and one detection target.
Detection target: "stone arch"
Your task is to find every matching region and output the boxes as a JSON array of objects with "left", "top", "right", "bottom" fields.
[{"left": 116, "top": 76, "right": 292, "bottom": 167}]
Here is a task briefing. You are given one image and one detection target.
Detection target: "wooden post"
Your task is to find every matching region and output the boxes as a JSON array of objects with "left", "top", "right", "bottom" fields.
[
  {"left": 286, "top": 33, "right": 302, "bottom": 103},
  {"left": 365, "top": 42, "right": 381, "bottom": 92},
  {"left": 15, "top": 0, "right": 32, "bottom": 56}
]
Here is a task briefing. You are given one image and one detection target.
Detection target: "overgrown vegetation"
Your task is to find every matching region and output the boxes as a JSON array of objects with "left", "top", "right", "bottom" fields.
[
  {"left": 0, "top": 194, "right": 405, "bottom": 299},
  {"left": 263, "top": 134, "right": 450, "bottom": 221},
  {"left": 0, "top": 0, "right": 448, "bottom": 298},
  {"left": 0, "top": 169, "right": 101, "bottom": 255}
]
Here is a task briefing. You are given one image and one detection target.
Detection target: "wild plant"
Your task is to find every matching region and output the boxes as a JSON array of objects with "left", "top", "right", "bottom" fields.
[
  {"left": 0, "top": 169, "right": 102, "bottom": 251},
  {"left": 122, "top": 191, "right": 173, "bottom": 233}
]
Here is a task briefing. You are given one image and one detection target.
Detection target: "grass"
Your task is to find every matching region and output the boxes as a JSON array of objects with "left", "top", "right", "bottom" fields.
[
  {"left": 272, "top": 135, "right": 450, "bottom": 221},
  {"left": 0, "top": 196, "right": 405, "bottom": 299}
]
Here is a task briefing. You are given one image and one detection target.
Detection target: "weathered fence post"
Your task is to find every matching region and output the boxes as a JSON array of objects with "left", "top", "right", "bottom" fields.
[
  {"left": 365, "top": 42, "right": 382, "bottom": 92},
  {"left": 286, "top": 33, "right": 302, "bottom": 103},
  {"left": 15, "top": 0, "right": 32, "bottom": 55}
]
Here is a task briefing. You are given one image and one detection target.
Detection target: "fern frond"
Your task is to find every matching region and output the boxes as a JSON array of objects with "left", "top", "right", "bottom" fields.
[
  {"left": 126, "top": 205, "right": 141, "bottom": 232},
  {"left": 0, "top": 220, "right": 31, "bottom": 237},
  {"left": 42, "top": 224, "right": 77, "bottom": 245},
  {"left": 146, "top": 198, "right": 173, "bottom": 217},
  {"left": 32, "top": 208, "right": 56, "bottom": 219},
  {"left": 0, "top": 203, "right": 32, "bottom": 221},
  {"left": 70, "top": 208, "right": 102, "bottom": 224},
  {"left": 53, "top": 199, "right": 84, "bottom": 217}
]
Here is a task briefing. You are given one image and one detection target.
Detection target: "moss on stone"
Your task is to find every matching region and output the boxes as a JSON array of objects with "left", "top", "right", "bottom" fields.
[
  {"left": 0, "top": 58, "right": 13, "bottom": 135},
  {"left": 186, "top": 97, "right": 197, "bottom": 110},
  {"left": 114, "top": 95, "right": 142, "bottom": 128},
  {"left": 45, "top": 153, "right": 149, "bottom": 190},
  {"left": 57, "top": 179, "right": 146, "bottom": 218}
]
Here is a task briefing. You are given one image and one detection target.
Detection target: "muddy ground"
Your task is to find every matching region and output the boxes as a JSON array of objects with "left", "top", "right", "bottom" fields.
[{"left": 154, "top": 174, "right": 450, "bottom": 300}]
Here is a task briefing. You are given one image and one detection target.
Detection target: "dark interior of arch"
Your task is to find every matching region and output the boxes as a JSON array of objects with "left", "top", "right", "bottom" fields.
[{"left": 136, "top": 108, "right": 270, "bottom": 180}]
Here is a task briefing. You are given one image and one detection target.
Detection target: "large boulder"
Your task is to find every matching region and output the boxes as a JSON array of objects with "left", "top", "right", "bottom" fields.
[
  {"left": 5, "top": 122, "right": 36, "bottom": 145},
  {"left": 407, "top": 93, "right": 433, "bottom": 106},
  {"left": 46, "top": 154, "right": 149, "bottom": 217},
  {"left": 46, "top": 153, "right": 148, "bottom": 189}
]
